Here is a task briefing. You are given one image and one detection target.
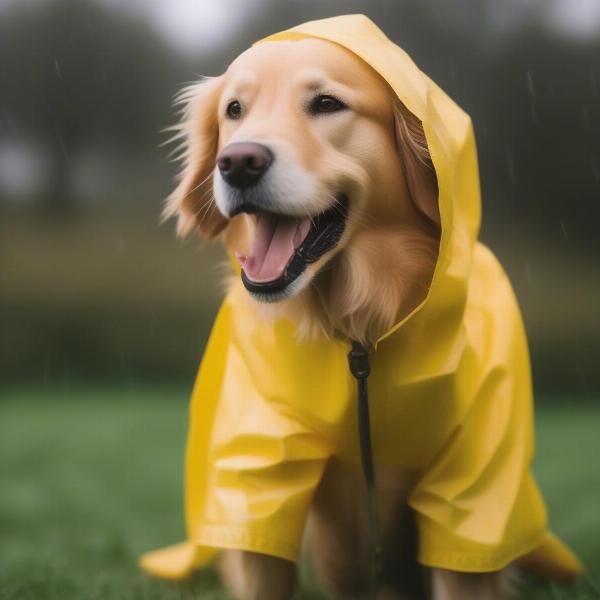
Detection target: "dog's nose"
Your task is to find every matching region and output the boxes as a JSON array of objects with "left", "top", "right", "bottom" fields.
[{"left": 217, "top": 142, "right": 273, "bottom": 188}]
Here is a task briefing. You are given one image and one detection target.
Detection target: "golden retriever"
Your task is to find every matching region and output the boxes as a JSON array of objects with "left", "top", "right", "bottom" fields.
[{"left": 164, "top": 37, "right": 510, "bottom": 600}]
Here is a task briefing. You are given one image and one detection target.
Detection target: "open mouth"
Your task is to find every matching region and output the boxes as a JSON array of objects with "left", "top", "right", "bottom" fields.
[{"left": 235, "top": 195, "right": 349, "bottom": 300}]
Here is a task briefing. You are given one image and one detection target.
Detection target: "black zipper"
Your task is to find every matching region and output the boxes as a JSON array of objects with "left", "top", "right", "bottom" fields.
[{"left": 347, "top": 340, "right": 382, "bottom": 598}]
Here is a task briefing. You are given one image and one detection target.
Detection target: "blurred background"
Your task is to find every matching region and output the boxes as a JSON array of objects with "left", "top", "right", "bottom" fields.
[
  {"left": 1, "top": 0, "right": 599, "bottom": 393},
  {"left": 1, "top": 1, "right": 599, "bottom": 598}
]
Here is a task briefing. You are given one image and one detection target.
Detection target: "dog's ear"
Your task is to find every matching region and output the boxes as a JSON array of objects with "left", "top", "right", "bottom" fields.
[
  {"left": 162, "top": 75, "right": 228, "bottom": 238},
  {"left": 393, "top": 99, "right": 440, "bottom": 230}
]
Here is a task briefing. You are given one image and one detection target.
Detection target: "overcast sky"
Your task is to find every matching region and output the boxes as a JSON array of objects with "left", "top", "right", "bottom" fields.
[
  {"left": 1, "top": 0, "right": 599, "bottom": 55},
  {"left": 98, "top": 0, "right": 267, "bottom": 54}
]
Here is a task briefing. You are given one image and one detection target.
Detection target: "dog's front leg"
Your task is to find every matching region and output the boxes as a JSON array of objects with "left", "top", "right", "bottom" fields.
[
  {"left": 219, "top": 549, "right": 296, "bottom": 600},
  {"left": 431, "top": 567, "right": 512, "bottom": 600}
]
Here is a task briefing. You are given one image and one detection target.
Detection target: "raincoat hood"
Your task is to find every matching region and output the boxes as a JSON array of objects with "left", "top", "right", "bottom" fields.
[
  {"left": 262, "top": 14, "right": 481, "bottom": 349},
  {"left": 140, "top": 14, "right": 583, "bottom": 582}
]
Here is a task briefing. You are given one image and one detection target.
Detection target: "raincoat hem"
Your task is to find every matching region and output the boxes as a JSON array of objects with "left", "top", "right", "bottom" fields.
[
  {"left": 418, "top": 529, "right": 546, "bottom": 573},
  {"left": 138, "top": 541, "right": 218, "bottom": 580},
  {"left": 194, "top": 523, "right": 300, "bottom": 563}
]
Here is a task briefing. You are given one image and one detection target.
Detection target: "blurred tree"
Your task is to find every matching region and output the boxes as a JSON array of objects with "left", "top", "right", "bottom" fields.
[{"left": 0, "top": 0, "right": 189, "bottom": 215}]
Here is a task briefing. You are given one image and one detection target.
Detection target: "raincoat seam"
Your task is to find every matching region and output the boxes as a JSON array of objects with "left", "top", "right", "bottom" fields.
[
  {"left": 193, "top": 522, "right": 300, "bottom": 562},
  {"left": 418, "top": 528, "right": 547, "bottom": 572}
]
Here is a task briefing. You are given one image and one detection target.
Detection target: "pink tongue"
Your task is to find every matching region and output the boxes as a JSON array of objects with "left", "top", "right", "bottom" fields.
[{"left": 241, "top": 213, "right": 310, "bottom": 282}]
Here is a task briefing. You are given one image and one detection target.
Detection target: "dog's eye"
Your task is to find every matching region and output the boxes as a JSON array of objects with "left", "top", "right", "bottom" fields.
[
  {"left": 309, "top": 95, "right": 347, "bottom": 115},
  {"left": 226, "top": 100, "right": 243, "bottom": 120}
]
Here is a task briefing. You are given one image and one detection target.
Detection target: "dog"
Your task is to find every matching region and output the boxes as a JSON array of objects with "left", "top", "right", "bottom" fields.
[{"left": 146, "top": 15, "right": 582, "bottom": 600}]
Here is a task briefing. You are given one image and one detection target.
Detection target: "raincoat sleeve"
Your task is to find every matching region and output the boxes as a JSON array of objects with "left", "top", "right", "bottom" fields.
[
  {"left": 408, "top": 361, "right": 549, "bottom": 574},
  {"left": 408, "top": 244, "right": 582, "bottom": 574},
  {"left": 140, "top": 294, "right": 331, "bottom": 579}
]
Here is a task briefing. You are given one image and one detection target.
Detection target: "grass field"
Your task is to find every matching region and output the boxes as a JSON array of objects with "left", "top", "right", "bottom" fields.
[{"left": 1, "top": 388, "right": 599, "bottom": 599}]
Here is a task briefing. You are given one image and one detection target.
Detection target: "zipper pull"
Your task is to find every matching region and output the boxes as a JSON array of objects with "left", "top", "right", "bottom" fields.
[{"left": 347, "top": 340, "right": 371, "bottom": 380}]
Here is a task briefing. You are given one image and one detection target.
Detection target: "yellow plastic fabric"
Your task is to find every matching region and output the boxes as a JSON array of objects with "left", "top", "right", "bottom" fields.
[{"left": 140, "top": 14, "right": 583, "bottom": 580}]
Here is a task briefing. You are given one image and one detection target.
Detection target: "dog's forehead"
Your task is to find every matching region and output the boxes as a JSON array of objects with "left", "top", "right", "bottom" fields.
[{"left": 226, "top": 38, "right": 384, "bottom": 91}]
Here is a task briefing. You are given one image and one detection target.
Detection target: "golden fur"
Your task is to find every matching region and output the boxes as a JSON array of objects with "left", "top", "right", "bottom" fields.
[
  {"left": 165, "top": 38, "right": 510, "bottom": 599},
  {"left": 165, "top": 39, "right": 440, "bottom": 346}
]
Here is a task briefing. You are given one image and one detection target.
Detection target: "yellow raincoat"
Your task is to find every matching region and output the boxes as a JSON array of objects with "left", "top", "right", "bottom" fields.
[{"left": 141, "top": 15, "right": 583, "bottom": 581}]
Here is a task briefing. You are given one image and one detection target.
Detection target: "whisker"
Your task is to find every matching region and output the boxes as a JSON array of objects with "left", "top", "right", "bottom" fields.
[
  {"left": 182, "top": 171, "right": 214, "bottom": 201},
  {"left": 196, "top": 185, "right": 218, "bottom": 213},
  {"left": 196, "top": 195, "right": 217, "bottom": 225},
  {"left": 322, "top": 191, "right": 372, "bottom": 228}
]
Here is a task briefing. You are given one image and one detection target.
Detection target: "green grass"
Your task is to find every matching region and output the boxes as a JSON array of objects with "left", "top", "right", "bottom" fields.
[{"left": 1, "top": 388, "right": 599, "bottom": 599}]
